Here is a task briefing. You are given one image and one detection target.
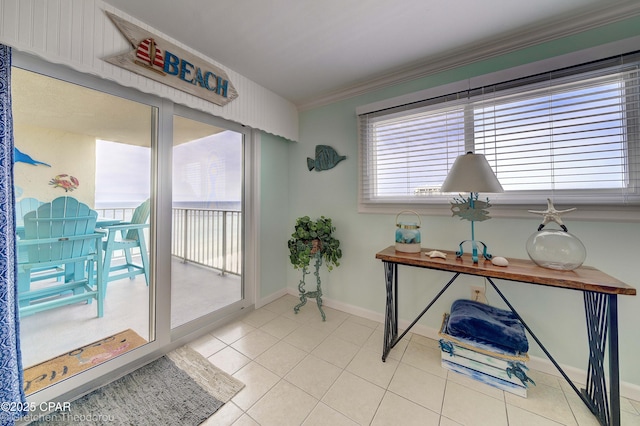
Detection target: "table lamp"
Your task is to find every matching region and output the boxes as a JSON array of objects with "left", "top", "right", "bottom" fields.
[{"left": 441, "top": 152, "right": 503, "bottom": 263}]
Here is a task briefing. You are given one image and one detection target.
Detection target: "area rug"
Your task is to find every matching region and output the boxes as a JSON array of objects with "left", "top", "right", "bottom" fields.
[
  {"left": 30, "top": 345, "right": 245, "bottom": 425},
  {"left": 23, "top": 329, "right": 147, "bottom": 394},
  {"left": 166, "top": 345, "right": 245, "bottom": 403}
]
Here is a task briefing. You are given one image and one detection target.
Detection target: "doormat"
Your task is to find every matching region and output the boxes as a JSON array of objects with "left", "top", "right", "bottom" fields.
[
  {"left": 28, "top": 345, "right": 245, "bottom": 425},
  {"left": 23, "top": 329, "right": 147, "bottom": 394}
]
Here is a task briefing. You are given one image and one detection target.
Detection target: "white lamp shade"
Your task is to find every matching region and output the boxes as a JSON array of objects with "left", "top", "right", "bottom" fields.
[{"left": 441, "top": 152, "right": 504, "bottom": 193}]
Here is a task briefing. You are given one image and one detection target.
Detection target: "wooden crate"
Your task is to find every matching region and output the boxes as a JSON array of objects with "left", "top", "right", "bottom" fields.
[{"left": 438, "top": 313, "right": 534, "bottom": 397}]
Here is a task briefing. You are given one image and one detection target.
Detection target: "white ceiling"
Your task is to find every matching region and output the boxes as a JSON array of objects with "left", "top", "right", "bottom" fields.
[
  {"left": 12, "top": 68, "right": 223, "bottom": 146},
  {"left": 103, "top": 0, "right": 640, "bottom": 109}
]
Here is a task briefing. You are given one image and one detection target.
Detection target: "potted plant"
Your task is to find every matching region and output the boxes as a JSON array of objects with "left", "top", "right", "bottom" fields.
[{"left": 288, "top": 216, "right": 342, "bottom": 320}]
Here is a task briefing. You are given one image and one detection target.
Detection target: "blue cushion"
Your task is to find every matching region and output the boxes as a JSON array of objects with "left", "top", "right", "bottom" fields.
[{"left": 447, "top": 299, "right": 529, "bottom": 354}]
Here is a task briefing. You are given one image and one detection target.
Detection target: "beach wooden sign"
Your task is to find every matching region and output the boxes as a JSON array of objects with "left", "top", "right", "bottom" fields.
[{"left": 104, "top": 11, "right": 238, "bottom": 106}]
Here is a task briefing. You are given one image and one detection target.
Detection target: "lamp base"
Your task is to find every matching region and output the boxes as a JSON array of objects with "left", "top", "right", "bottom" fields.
[{"left": 456, "top": 240, "right": 492, "bottom": 263}]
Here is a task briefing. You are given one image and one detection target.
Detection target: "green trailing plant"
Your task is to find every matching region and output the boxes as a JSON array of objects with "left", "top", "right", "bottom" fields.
[
  {"left": 288, "top": 215, "right": 342, "bottom": 271},
  {"left": 288, "top": 215, "right": 342, "bottom": 321}
]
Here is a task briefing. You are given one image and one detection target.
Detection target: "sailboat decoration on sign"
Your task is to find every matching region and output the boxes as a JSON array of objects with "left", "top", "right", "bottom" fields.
[
  {"left": 104, "top": 11, "right": 238, "bottom": 106},
  {"left": 134, "top": 38, "right": 166, "bottom": 76}
]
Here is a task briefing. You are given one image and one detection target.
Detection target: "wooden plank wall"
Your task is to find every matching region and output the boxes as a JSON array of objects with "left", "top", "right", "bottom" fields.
[{"left": 0, "top": 0, "right": 299, "bottom": 142}]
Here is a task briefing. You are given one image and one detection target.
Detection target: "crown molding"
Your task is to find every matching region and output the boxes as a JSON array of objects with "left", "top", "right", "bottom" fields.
[{"left": 297, "top": 1, "right": 640, "bottom": 112}]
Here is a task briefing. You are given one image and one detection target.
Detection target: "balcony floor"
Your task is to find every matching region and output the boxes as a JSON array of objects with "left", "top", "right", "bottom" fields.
[
  {"left": 170, "top": 259, "right": 242, "bottom": 328},
  {"left": 19, "top": 257, "right": 241, "bottom": 369}
]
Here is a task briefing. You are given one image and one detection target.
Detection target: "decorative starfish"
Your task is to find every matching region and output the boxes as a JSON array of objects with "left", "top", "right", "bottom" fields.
[{"left": 528, "top": 198, "right": 576, "bottom": 232}]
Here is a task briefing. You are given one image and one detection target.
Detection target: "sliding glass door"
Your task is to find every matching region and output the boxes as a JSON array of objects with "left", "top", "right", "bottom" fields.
[
  {"left": 12, "top": 66, "right": 155, "bottom": 394},
  {"left": 11, "top": 52, "right": 255, "bottom": 403},
  {"left": 170, "top": 112, "right": 245, "bottom": 329}
]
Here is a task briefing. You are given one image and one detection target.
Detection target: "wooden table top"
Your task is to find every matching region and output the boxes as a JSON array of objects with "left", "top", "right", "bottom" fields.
[{"left": 375, "top": 246, "right": 636, "bottom": 296}]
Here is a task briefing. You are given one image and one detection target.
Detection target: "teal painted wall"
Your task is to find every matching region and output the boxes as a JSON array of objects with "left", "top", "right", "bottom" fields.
[
  {"left": 259, "top": 132, "right": 292, "bottom": 298},
  {"left": 284, "top": 16, "right": 640, "bottom": 387}
]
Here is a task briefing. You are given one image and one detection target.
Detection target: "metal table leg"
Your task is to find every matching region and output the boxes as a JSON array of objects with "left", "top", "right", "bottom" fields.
[
  {"left": 382, "top": 261, "right": 398, "bottom": 361},
  {"left": 608, "top": 295, "right": 620, "bottom": 426},
  {"left": 583, "top": 292, "right": 620, "bottom": 426},
  {"left": 382, "top": 262, "right": 459, "bottom": 362},
  {"left": 488, "top": 279, "right": 620, "bottom": 426}
]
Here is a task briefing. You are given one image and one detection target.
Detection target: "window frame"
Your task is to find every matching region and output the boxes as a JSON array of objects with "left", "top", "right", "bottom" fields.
[{"left": 357, "top": 38, "right": 640, "bottom": 222}]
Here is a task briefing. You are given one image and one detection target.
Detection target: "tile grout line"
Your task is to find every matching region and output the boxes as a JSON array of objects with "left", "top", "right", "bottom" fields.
[
  {"left": 231, "top": 306, "right": 349, "bottom": 423},
  {"left": 203, "top": 297, "right": 640, "bottom": 425}
]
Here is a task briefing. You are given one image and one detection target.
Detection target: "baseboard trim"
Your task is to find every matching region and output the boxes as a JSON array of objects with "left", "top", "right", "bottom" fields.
[
  {"left": 285, "top": 288, "right": 640, "bottom": 402},
  {"left": 256, "top": 288, "right": 289, "bottom": 309}
]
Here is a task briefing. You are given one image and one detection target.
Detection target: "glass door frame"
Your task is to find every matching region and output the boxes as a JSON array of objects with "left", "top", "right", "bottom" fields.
[
  {"left": 13, "top": 51, "right": 257, "bottom": 406},
  {"left": 168, "top": 104, "right": 256, "bottom": 339}
]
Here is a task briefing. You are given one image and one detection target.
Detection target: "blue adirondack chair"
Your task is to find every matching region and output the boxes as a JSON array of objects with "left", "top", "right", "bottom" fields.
[
  {"left": 17, "top": 196, "right": 104, "bottom": 317},
  {"left": 16, "top": 197, "right": 66, "bottom": 282},
  {"left": 15, "top": 197, "right": 43, "bottom": 228},
  {"left": 101, "top": 199, "right": 150, "bottom": 290}
]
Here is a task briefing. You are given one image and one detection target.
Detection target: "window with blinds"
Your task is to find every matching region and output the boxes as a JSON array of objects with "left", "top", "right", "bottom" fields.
[{"left": 358, "top": 52, "right": 640, "bottom": 209}]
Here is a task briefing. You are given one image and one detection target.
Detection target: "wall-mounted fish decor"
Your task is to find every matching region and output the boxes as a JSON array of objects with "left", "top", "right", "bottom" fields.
[
  {"left": 14, "top": 147, "right": 51, "bottom": 167},
  {"left": 307, "top": 145, "right": 346, "bottom": 172}
]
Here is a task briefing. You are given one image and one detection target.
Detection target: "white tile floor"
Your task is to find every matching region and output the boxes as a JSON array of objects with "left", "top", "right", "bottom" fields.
[{"left": 190, "top": 295, "right": 640, "bottom": 426}]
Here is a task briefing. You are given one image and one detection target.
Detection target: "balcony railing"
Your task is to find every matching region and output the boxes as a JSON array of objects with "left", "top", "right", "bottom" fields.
[{"left": 95, "top": 207, "right": 242, "bottom": 276}]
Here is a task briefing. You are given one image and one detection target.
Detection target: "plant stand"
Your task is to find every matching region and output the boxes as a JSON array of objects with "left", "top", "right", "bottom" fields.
[{"left": 294, "top": 253, "right": 326, "bottom": 321}]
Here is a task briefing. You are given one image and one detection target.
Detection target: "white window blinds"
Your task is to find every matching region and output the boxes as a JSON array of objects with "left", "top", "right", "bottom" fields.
[{"left": 358, "top": 52, "right": 640, "bottom": 208}]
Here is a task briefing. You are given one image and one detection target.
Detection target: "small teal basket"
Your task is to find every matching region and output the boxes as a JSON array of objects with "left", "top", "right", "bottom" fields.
[{"left": 395, "top": 210, "right": 422, "bottom": 253}]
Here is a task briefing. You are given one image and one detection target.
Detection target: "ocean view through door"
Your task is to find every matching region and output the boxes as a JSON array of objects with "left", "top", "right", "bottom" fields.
[
  {"left": 170, "top": 114, "right": 244, "bottom": 328},
  {"left": 12, "top": 65, "right": 156, "bottom": 394}
]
